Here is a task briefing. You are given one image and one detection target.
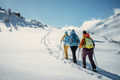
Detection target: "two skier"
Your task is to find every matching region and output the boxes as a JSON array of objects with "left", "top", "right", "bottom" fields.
[
  {"left": 61, "top": 30, "right": 96, "bottom": 71},
  {"left": 61, "top": 30, "right": 80, "bottom": 63}
]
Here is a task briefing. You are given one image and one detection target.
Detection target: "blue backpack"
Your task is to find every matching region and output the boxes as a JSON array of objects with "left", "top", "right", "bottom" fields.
[
  {"left": 71, "top": 34, "right": 80, "bottom": 43},
  {"left": 64, "top": 35, "right": 70, "bottom": 42}
]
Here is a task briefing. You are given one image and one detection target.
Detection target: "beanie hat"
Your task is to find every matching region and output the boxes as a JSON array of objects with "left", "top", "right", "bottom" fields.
[
  {"left": 70, "top": 29, "right": 75, "bottom": 35},
  {"left": 83, "top": 30, "right": 87, "bottom": 34},
  {"left": 86, "top": 33, "right": 90, "bottom": 37},
  {"left": 72, "top": 29, "right": 75, "bottom": 32},
  {"left": 65, "top": 31, "right": 68, "bottom": 34}
]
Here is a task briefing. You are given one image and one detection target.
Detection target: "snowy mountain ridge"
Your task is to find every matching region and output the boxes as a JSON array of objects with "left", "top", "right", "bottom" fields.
[
  {"left": 0, "top": 7, "right": 48, "bottom": 32},
  {"left": 80, "top": 8, "right": 120, "bottom": 43}
]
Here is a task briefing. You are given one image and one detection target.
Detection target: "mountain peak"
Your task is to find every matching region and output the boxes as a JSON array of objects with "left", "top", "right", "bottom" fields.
[
  {"left": 79, "top": 8, "right": 120, "bottom": 42},
  {"left": 0, "top": 7, "right": 48, "bottom": 32}
]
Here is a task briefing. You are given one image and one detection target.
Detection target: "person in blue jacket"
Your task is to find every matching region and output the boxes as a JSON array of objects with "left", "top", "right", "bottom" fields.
[
  {"left": 69, "top": 30, "right": 80, "bottom": 63},
  {"left": 61, "top": 31, "right": 70, "bottom": 59}
]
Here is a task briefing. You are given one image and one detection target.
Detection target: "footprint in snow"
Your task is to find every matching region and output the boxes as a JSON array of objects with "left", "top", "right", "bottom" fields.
[
  {"left": 47, "top": 48, "right": 51, "bottom": 50},
  {"left": 97, "top": 75, "right": 102, "bottom": 79},
  {"left": 64, "top": 61, "right": 67, "bottom": 64},
  {"left": 49, "top": 51, "right": 53, "bottom": 55}
]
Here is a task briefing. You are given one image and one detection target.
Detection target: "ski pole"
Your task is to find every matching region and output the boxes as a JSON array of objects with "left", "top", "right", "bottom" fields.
[
  {"left": 58, "top": 42, "right": 62, "bottom": 53},
  {"left": 62, "top": 50, "right": 65, "bottom": 60},
  {"left": 78, "top": 48, "right": 82, "bottom": 66},
  {"left": 78, "top": 48, "right": 80, "bottom": 60},
  {"left": 93, "top": 53, "right": 98, "bottom": 67},
  {"left": 58, "top": 41, "right": 62, "bottom": 57}
]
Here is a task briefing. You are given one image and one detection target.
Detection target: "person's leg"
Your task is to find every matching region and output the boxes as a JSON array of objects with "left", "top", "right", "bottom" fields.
[
  {"left": 82, "top": 48, "right": 87, "bottom": 68},
  {"left": 70, "top": 46, "right": 74, "bottom": 62},
  {"left": 88, "top": 49, "right": 96, "bottom": 70},
  {"left": 70, "top": 46, "right": 78, "bottom": 63},
  {"left": 73, "top": 46, "right": 78, "bottom": 63},
  {"left": 64, "top": 46, "right": 69, "bottom": 59}
]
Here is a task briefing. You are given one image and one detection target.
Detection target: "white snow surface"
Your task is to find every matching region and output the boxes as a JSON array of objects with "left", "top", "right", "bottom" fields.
[
  {"left": 0, "top": 7, "right": 120, "bottom": 80},
  {"left": 79, "top": 9, "right": 120, "bottom": 42},
  {"left": 0, "top": 26, "right": 120, "bottom": 80},
  {"left": 0, "top": 9, "right": 47, "bottom": 32}
]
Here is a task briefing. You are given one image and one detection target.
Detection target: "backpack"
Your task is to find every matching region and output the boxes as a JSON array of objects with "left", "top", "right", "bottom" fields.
[
  {"left": 84, "top": 37, "right": 93, "bottom": 49},
  {"left": 71, "top": 34, "right": 80, "bottom": 43},
  {"left": 64, "top": 35, "right": 70, "bottom": 42}
]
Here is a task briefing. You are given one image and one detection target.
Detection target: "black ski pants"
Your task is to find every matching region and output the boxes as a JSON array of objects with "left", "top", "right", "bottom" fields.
[
  {"left": 70, "top": 46, "right": 78, "bottom": 63},
  {"left": 82, "top": 48, "right": 96, "bottom": 69}
]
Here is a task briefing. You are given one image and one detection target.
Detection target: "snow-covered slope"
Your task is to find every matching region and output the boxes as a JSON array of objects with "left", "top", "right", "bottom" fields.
[
  {"left": 0, "top": 27, "right": 120, "bottom": 80},
  {"left": 0, "top": 7, "right": 48, "bottom": 32},
  {"left": 0, "top": 7, "right": 120, "bottom": 80},
  {"left": 80, "top": 9, "right": 120, "bottom": 43}
]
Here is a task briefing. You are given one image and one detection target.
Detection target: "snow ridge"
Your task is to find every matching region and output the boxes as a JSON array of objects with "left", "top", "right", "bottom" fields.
[
  {"left": 0, "top": 7, "right": 48, "bottom": 32},
  {"left": 80, "top": 8, "right": 120, "bottom": 43}
]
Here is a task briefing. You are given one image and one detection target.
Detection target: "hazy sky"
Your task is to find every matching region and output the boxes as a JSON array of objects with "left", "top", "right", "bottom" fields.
[{"left": 0, "top": 0, "right": 120, "bottom": 27}]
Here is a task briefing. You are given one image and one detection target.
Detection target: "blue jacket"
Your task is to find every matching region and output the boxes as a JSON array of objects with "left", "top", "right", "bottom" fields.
[
  {"left": 69, "top": 31, "right": 80, "bottom": 47},
  {"left": 63, "top": 35, "right": 70, "bottom": 46},
  {"left": 61, "top": 34, "right": 70, "bottom": 46}
]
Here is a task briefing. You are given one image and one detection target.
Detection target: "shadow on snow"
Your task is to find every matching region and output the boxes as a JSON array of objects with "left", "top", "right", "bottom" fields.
[{"left": 77, "top": 61, "right": 120, "bottom": 80}]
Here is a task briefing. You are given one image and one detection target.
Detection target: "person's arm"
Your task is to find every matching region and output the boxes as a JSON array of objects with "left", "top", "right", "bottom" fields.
[
  {"left": 61, "top": 34, "right": 66, "bottom": 42},
  {"left": 79, "top": 38, "right": 85, "bottom": 48}
]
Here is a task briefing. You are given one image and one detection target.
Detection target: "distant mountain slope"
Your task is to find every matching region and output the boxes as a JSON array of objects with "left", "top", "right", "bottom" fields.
[
  {"left": 80, "top": 9, "right": 120, "bottom": 43},
  {"left": 0, "top": 7, "right": 48, "bottom": 32}
]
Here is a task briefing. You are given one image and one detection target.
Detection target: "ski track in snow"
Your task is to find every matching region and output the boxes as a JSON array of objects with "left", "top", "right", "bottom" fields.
[
  {"left": 43, "top": 28, "right": 120, "bottom": 80},
  {"left": 43, "top": 28, "right": 104, "bottom": 80},
  {"left": 0, "top": 27, "right": 119, "bottom": 80}
]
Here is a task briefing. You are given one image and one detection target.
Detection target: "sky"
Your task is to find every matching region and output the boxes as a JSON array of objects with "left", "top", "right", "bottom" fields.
[{"left": 0, "top": 0, "right": 120, "bottom": 28}]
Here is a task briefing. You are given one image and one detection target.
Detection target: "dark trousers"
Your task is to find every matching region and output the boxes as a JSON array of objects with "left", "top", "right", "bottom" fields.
[
  {"left": 82, "top": 48, "right": 96, "bottom": 69},
  {"left": 70, "top": 46, "right": 78, "bottom": 63}
]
